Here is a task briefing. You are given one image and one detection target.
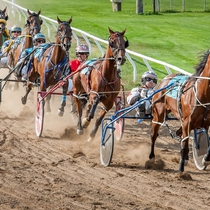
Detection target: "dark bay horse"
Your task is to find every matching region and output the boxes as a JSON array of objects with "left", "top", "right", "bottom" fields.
[
  {"left": 0, "top": 7, "right": 9, "bottom": 50},
  {"left": 7, "top": 9, "right": 42, "bottom": 70},
  {"left": 151, "top": 50, "right": 210, "bottom": 172},
  {"left": 73, "top": 28, "right": 128, "bottom": 141},
  {"left": 21, "top": 16, "right": 72, "bottom": 110}
]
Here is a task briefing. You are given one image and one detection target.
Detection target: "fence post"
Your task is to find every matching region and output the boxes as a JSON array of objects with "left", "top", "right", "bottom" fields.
[
  {"left": 110, "top": 0, "right": 123, "bottom": 12},
  {"left": 182, "top": 0, "right": 185, "bottom": 12},
  {"left": 136, "top": 0, "right": 143, "bottom": 14}
]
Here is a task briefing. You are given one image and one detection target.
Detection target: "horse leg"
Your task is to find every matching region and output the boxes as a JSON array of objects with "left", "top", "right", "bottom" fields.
[
  {"left": 150, "top": 123, "right": 161, "bottom": 159},
  {"left": 74, "top": 96, "right": 83, "bottom": 135},
  {"left": 149, "top": 104, "right": 165, "bottom": 159},
  {"left": 88, "top": 109, "right": 107, "bottom": 141},
  {"left": 21, "top": 83, "right": 32, "bottom": 105},
  {"left": 82, "top": 95, "right": 99, "bottom": 129},
  {"left": 82, "top": 103, "right": 92, "bottom": 128},
  {"left": 202, "top": 146, "right": 210, "bottom": 167},
  {"left": 179, "top": 124, "right": 190, "bottom": 172},
  {"left": 57, "top": 84, "right": 68, "bottom": 116}
]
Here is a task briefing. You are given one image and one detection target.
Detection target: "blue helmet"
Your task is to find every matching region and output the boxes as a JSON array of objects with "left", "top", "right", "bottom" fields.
[
  {"left": 33, "top": 33, "right": 46, "bottom": 45},
  {"left": 11, "top": 25, "right": 22, "bottom": 33}
]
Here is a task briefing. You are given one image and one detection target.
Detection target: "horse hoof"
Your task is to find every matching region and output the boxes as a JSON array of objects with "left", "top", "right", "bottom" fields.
[
  {"left": 57, "top": 110, "right": 64, "bottom": 117},
  {"left": 82, "top": 118, "right": 90, "bottom": 128},
  {"left": 21, "top": 97, "right": 26, "bottom": 105},
  {"left": 180, "top": 159, "right": 188, "bottom": 166},
  {"left": 77, "top": 129, "right": 84, "bottom": 135}
]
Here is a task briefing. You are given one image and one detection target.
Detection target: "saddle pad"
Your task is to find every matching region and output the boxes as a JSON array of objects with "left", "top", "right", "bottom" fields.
[
  {"left": 34, "top": 43, "right": 52, "bottom": 61},
  {"left": 81, "top": 59, "right": 98, "bottom": 74},
  {"left": 166, "top": 74, "right": 189, "bottom": 99}
]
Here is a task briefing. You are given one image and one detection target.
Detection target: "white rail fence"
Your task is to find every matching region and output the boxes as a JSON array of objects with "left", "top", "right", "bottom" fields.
[{"left": 1, "top": 0, "right": 191, "bottom": 82}]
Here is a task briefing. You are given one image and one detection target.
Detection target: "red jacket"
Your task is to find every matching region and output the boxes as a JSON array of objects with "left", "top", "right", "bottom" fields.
[{"left": 69, "top": 59, "right": 80, "bottom": 72}]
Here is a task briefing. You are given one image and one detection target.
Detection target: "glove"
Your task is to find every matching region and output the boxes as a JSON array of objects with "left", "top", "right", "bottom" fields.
[{"left": 130, "top": 95, "right": 141, "bottom": 105}]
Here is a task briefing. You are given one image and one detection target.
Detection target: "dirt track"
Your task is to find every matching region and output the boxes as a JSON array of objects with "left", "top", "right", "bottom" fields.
[{"left": 0, "top": 68, "right": 210, "bottom": 210}]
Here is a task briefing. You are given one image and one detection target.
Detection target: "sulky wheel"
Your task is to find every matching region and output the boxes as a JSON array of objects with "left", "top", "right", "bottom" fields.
[
  {"left": 192, "top": 128, "right": 210, "bottom": 170},
  {"left": 35, "top": 95, "right": 45, "bottom": 137},
  {"left": 100, "top": 123, "right": 114, "bottom": 167}
]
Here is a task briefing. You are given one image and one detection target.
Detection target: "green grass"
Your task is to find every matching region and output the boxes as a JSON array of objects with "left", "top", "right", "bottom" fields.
[{"left": 12, "top": 0, "right": 210, "bottom": 88}]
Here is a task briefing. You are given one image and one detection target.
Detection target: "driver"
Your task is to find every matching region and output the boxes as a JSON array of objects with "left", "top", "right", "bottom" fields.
[{"left": 127, "top": 71, "right": 158, "bottom": 118}]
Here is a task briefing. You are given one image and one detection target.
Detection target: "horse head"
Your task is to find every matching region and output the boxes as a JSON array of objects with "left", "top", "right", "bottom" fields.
[
  {"left": 0, "top": 7, "right": 9, "bottom": 21},
  {"left": 26, "top": 9, "right": 42, "bottom": 35},
  {"left": 0, "top": 19, "right": 6, "bottom": 34},
  {"left": 108, "top": 27, "right": 128, "bottom": 65},
  {"left": 56, "top": 16, "right": 73, "bottom": 52}
]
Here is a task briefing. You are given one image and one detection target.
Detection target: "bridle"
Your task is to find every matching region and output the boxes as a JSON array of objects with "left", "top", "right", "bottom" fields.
[
  {"left": 26, "top": 13, "right": 42, "bottom": 35},
  {"left": 57, "top": 22, "right": 72, "bottom": 52},
  {"left": 108, "top": 32, "right": 128, "bottom": 64},
  {"left": 0, "top": 19, "right": 6, "bottom": 33}
]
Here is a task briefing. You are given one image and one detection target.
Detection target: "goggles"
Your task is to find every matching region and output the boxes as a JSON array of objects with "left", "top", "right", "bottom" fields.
[
  {"left": 145, "top": 77, "right": 157, "bottom": 84},
  {"left": 36, "top": 39, "right": 45, "bottom": 43}
]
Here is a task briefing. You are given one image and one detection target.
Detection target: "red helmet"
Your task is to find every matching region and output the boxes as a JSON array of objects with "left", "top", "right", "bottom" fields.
[{"left": 76, "top": 44, "right": 89, "bottom": 54}]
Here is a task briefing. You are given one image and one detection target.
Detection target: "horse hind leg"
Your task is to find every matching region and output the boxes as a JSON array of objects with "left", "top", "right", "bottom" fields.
[
  {"left": 58, "top": 85, "right": 68, "bottom": 116},
  {"left": 21, "top": 84, "right": 32, "bottom": 105}
]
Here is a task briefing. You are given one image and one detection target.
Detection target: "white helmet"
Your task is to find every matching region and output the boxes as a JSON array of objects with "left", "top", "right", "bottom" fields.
[
  {"left": 33, "top": 33, "right": 46, "bottom": 45},
  {"left": 76, "top": 44, "right": 89, "bottom": 55},
  {"left": 141, "top": 71, "right": 157, "bottom": 85}
]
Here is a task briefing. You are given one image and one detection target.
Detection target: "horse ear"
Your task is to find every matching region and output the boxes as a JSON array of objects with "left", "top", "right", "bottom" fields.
[
  {"left": 3, "top": 7, "right": 7, "bottom": 13},
  {"left": 108, "top": 27, "right": 114, "bottom": 35},
  {"left": 57, "top": 16, "right": 62, "bottom": 24},
  {"left": 68, "top": 17, "right": 72, "bottom": 24},
  {"left": 5, "top": 15, "right": 8, "bottom": 21},
  {"left": 37, "top": 10, "right": 41, "bottom": 16},
  {"left": 124, "top": 36, "right": 129, "bottom": 48},
  {"left": 27, "top": 9, "right": 32, "bottom": 16},
  {"left": 121, "top": 28, "right": 126, "bottom": 36},
  {"left": 40, "top": 18, "right": 43, "bottom": 25}
]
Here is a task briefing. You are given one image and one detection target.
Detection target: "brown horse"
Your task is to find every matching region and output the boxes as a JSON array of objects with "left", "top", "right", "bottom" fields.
[
  {"left": 73, "top": 27, "right": 128, "bottom": 141},
  {"left": 21, "top": 16, "right": 72, "bottom": 111},
  {"left": 6, "top": 9, "right": 42, "bottom": 90},
  {"left": 151, "top": 50, "right": 210, "bottom": 172},
  {"left": 0, "top": 7, "right": 9, "bottom": 50},
  {"left": 7, "top": 9, "right": 42, "bottom": 71}
]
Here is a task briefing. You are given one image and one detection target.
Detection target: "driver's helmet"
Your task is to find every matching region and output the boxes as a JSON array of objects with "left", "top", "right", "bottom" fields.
[
  {"left": 76, "top": 44, "right": 89, "bottom": 56},
  {"left": 32, "top": 33, "right": 46, "bottom": 45},
  {"left": 141, "top": 71, "right": 158, "bottom": 85},
  {"left": 11, "top": 26, "right": 22, "bottom": 33},
  {"left": 10, "top": 26, "right": 22, "bottom": 38}
]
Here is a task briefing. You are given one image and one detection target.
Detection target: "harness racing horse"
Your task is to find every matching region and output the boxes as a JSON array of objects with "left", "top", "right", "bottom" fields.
[
  {"left": 0, "top": 7, "right": 10, "bottom": 50},
  {"left": 73, "top": 27, "right": 128, "bottom": 141},
  {"left": 21, "top": 16, "right": 72, "bottom": 113},
  {"left": 151, "top": 50, "right": 210, "bottom": 172},
  {"left": 8, "top": 9, "right": 42, "bottom": 68}
]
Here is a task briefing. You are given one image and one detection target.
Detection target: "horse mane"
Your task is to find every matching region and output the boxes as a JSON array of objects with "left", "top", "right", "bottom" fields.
[{"left": 193, "top": 50, "right": 210, "bottom": 78}]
